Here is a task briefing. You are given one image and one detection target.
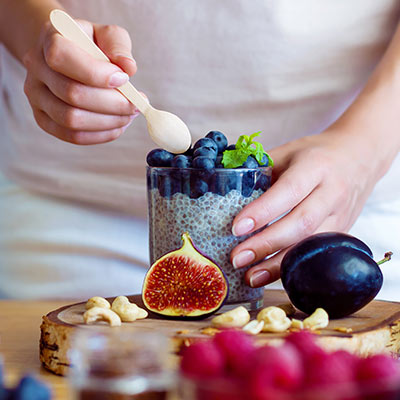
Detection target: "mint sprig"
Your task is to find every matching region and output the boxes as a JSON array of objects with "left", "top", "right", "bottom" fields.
[{"left": 221, "top": 131, "right": 274, "bottom": 169}]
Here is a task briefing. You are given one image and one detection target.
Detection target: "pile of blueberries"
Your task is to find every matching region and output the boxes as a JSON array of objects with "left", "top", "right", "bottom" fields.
[
  {"left": 0, "top": 363, "right": 51, "bottom": 400},
  {"left": 146, "top": 131, "right": 271, "bottom": 198}
]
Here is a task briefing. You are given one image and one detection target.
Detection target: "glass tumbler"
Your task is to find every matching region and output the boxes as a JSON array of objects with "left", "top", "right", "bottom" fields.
[
  {"left": 68, "top": 328, "right": 175, "bottom": 400},
  {"left": 147, "top": 165, "right": 272, "bottom": 310}
]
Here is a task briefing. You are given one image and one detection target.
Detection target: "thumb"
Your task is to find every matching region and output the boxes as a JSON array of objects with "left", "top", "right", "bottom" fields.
[{"left": 94, "top": 24, "right": 137, "bottom": 76}]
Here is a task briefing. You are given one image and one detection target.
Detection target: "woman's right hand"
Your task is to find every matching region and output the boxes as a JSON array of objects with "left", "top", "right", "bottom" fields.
[{"left": 23, "top": 19, "right": 140, "bottom": 145}]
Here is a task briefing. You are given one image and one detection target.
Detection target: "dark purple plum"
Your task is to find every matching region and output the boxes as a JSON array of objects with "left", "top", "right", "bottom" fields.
[
  {"left": 146, "top": 148, "right": 174, "bottom": 167},
  {"left": 193, "top": 138, "right": 218, "bottom": 154},
  {"left": 206, "top": 131, "right": 228, "bottom": 153},
  {"left": 281, "top": 232, "right": 384, "bottom": 318}
]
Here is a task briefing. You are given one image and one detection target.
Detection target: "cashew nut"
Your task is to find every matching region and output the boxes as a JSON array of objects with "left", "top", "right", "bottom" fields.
[
  {"left": 243, "top": 319, "right": 265, "bottom": 335},
  {"left": 291, "top": 318, "right": 304, "bottom": 330},
  {"left": 303, "top": 308, "right": 329, "bottom": 330},
  {"left": 257, "top": 306, "right": 291, "bottom": 333},
  {"left": 111, "top": 296, "right": 148, "bottom": 322},
  {"left": 211, "top": 306, "right": 250, "bottom": 328},
  {"left": 83, "top": 307, "right": 121, "bottom": 327},
  {"left": 85, "top": 296, "right": 111, "bottom": 310}
]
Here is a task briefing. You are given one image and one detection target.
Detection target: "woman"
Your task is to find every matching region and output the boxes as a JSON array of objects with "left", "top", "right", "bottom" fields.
[{"left": 0, "top": 0, "right": 399, "bottom": 299}]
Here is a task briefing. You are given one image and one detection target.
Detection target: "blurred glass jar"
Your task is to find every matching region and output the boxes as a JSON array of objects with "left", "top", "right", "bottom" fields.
[{"left": 68, "top": 328, "right": 175, "bottom": 400}]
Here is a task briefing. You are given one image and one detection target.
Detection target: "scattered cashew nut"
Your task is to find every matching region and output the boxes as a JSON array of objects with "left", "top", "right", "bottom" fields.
[
  {"left": 111, "top": 296, "right": 148, "bottom": 322},
  {"left": 211, "top": 306, "right": 250, "bottom": 328},
  {"left": 83, "top": 306, "right": 121, "bottom": 327},
  {"left": 291, "top": 318, "right": 304, "bottom": 330},
  {"left": 303, "top": 308, "right": 329, "bottom": 330},
  {"left": 85, "top": 296, "right": 111, "bottom": 310},
  {"left": 243, "top": 319, "right": 265, "bottom": 335},
  {"left": 257, "top": 306, "right": 292, "bottom": 333}
]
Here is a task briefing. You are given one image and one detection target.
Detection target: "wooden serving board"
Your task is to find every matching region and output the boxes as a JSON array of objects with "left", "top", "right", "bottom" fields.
[{"left": 40, "top": 290, "right": 400, "bottom": 376}]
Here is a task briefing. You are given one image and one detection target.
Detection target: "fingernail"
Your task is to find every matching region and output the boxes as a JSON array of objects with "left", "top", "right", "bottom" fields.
[
  {"left": 232, "top": 218, "right": 255, "bottom": 236},
  {"left": 232, "top": 250, "right": 255, "bottom": 269},
  {"left": 109, "top": 71, "right": 129, "bottom": 87},
  {"left": 250, "top": 270, "right": 270, "bottom": 288}
]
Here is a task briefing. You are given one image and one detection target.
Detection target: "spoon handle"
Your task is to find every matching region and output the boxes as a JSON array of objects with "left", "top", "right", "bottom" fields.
[{"left": 49, "top": 9, "right": 149, "bottom": 113}]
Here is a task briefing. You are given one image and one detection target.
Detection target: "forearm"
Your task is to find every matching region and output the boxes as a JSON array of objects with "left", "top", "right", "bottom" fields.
[
  {"left": 331, "top": 21, "right": 400, "bottom": 178},
  {"left": 0, "top": 0, "right": 64, "bottom": 62}
]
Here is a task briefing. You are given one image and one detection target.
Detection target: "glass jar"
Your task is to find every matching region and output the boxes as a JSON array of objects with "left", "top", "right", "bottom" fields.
[
  {"left": 68, "top": 328, "right": 175, "bottom": 400},
  {"left": 147, "top": 165, "right": 272, "bottom": 310}
]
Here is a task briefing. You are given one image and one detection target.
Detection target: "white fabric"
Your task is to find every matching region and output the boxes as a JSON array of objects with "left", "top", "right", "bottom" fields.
[{"left": 0, "top": 0, "right": 399, "bottom": 299}]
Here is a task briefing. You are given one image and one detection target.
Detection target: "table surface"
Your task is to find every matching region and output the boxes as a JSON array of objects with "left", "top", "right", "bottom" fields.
[{"left": 0, "top": 299, "right": 75, "bottom": 400}]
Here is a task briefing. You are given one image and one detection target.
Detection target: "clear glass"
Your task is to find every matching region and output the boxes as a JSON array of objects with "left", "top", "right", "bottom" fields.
[
  {"left": 68, "top": 328, "right": 175, "bottom": 400},
  {"left": 147, "top": 166, "right": 272, "bottom": 310}
]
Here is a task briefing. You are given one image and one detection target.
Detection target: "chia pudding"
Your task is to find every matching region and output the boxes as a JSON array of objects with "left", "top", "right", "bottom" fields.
[{"left": 147, "top": 166, "right": 271, "bottom": 308}]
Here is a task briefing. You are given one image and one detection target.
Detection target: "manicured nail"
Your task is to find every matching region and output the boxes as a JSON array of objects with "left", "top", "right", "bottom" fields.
[
  {"left": 109, "top": 71, "right": 129, "bottom": 87},
  {"left": 232, "top": 250, "right": 256, "bottom": 269},
  {"left": 232, "top": 218, "right": 255, "bottom": 236},
  {"left": 250, "top": 270, "right": 270, "bottom": 288}
]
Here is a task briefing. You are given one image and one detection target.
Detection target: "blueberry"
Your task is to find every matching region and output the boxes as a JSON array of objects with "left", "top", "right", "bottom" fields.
[
  {"left": 192, "top": 156, "right": 215, "bottom": 169},
  {"left": 181, "top": 146, "right": 194, "bottom": 157},
  {"left": 190, "top": 179, "right": 208, "bottom": 199},
  {"left": 158, "top": 175, "right": 180, "bottom": 197},
  {"left": 241, "top": 155, "right": 259, "bottom": 169},
  {"left": 193, "top": 138, "right": 218, "bottom": 154},
  {"left": 193, "top": 146, "right": 217, "bottom": 160},
  {"left": 13, "top": 375, "right": 51, "bottom": 400},
  {"left": 211, "top": 173, "right": 238, "bottom": 196},
  {"left": 206, "top": 131, "right": 228, "bottom": 154},
  {"left": 255, "top": 173, "right": 271, "bottom": 191},
  {"left": 258, "top": 153, "right": 269, "bottom": 167},
  {"left": 146, "top": 149, "right": 174, "bottom": 167},
  {"left": 225, "top": 144, "right": 236, "bottom": 151},
  {"left": 241, "top": 171, "right": 256, "bottom": 197},
  {"left": 171, "top": 154, "right": 191, "bottom": 168}
]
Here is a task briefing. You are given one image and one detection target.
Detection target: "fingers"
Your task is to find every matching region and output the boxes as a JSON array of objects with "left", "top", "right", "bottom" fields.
[
  {"left": 231, "top": 184, "right": 335, "bottom": 269},
  {"left": 27, "top": 53, "right": 137, "bottom": 115},
  {"left": 232, "top": 162, "right": 322, "bottom": 237},
  {"left": 244, "top": 217, "right": 339, "bottom": 288},
  {"left": 43, "top": 31, "right": 130, "bottom": 88},
  {"left": 94, "top": 24, "right": 137, "bottom": 76},
  {"left": 32, "top": 107, "right": 135, "bottom": 145}
]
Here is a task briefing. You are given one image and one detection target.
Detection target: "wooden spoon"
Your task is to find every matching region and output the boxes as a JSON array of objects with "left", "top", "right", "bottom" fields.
[{"left": 49, "top": 9, "right": 191, "bottom": 153}]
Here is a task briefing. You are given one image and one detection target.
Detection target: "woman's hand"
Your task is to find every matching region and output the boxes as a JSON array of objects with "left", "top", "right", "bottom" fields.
[
  {"left": 230, "top": 129, "right": 381, "bottom": 288},
  {"left": 23, "top": 19, "right": 139, "bottom": 144}
]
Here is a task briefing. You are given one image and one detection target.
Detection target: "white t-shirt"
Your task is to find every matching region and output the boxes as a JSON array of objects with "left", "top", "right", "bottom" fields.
[
  {"left": 1, "top": 1, "right": 400, "bottom": 300},
  {"left": 1, "top": 0, "right": 399, "bottom": 218}
]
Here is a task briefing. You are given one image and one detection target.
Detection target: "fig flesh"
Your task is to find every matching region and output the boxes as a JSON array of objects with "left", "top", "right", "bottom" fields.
[
  {"left": 142, "top": 232, "right": 229, "bottom": 317},
  {"left": 281, "top": 232, "right": 383, "bottom": 319}
]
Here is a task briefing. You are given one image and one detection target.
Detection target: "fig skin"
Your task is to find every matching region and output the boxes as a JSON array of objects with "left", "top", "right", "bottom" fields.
[
  {"left": 142, "top": 232, "right": 229, "bottom": 318},
  {"left": 281, "top": 232, "right": 383, "bottom": 319}
]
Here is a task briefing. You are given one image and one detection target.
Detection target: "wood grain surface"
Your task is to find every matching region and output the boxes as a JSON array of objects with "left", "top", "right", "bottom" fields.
[{"left": 40, "top": 290, "right": 400, "bottom": 376}]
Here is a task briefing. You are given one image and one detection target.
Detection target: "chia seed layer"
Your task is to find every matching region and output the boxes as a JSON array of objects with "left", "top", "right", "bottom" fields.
[{"left": 148, "top": 189, "right": 265, "bottom": 304}]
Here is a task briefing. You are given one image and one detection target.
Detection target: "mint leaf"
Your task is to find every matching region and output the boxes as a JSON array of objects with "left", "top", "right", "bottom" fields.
[
  {"left": 221, "top": 131, "right": 274, "bottom": 168},
  {"left": 222, "top": 149, "right": 250, "bottom": 169}
]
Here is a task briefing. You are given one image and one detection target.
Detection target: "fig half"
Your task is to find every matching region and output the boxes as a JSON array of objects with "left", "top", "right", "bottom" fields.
[{"left": 142, "top": 232, "right": 229, "bottom": 318}]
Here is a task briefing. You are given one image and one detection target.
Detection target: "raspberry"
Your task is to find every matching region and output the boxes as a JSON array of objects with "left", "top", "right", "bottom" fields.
[
  {"left": 285, "top": 331, "right": 324, "bottom": 364},
  {"left": 180, "top": 340, "right": 225, "bottom": 378},
  {"left": 251, "top": 344, "right": 303, "bottom": 390},
  {"left": 212, "top": 330, "right": 255, "bottom": 376},
  {"left": 357, "top": 354, "right": 400, "bottom": 382},
  {"left": 356, "top": 354, "right": 400, "bottom": 399},
  {"left": 305, "top": 350, "right": 356, "bottom": 388}
]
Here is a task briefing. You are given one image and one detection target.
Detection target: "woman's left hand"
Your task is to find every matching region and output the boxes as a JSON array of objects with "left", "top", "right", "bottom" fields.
[{"left": 230, "top": 129, "right": 381, "bottom": 288}]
